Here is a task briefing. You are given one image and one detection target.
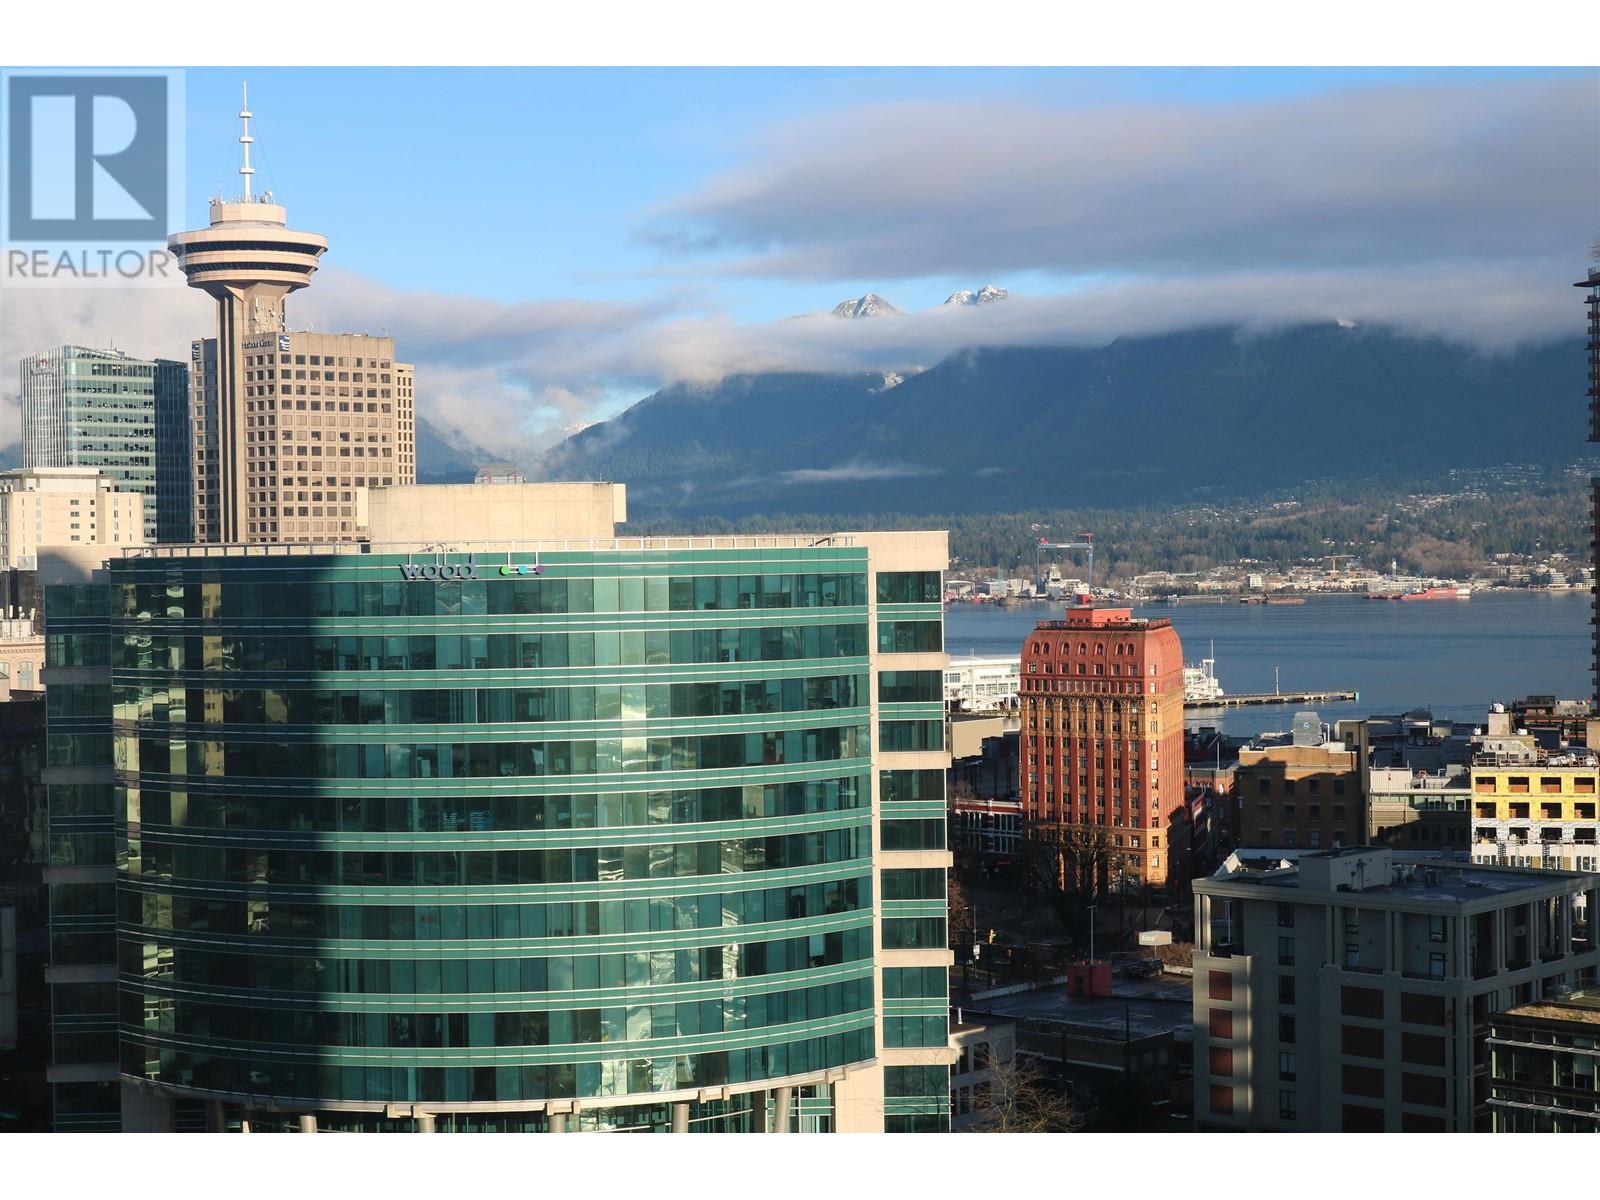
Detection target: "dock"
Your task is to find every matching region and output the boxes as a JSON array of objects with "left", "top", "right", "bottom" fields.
[{"left": 1185, "top": 689, "right": 1358, "bottom": 710}]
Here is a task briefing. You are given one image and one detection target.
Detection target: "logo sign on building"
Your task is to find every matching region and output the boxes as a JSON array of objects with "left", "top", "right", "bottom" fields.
[
  {"left": 400, "top": 559, "right": 479, "bottom": 581},
  {"left": 3, "top": 69, "right": 184, "bottom": 287},
  {"left": 278, "top": 334, "right": 291, "bottom": 352},
  {"left": 498, "top": 561, "right": 545, "bottom": 576}
]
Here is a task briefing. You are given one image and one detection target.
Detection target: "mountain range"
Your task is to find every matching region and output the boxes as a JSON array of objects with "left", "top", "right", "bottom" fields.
[
  {"left": 534, "top": 323, "right": 1587, "bottom": 519},
  {"left": 828, "top": 285, "right": 1008, "bottom": 318}
]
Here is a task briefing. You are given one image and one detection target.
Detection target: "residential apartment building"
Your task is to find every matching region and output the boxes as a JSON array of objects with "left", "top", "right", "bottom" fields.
[
  {"left": 1368, "top": 764, "right": 1471, "bottom": 852},
  {"left": 40, "top": 487, "right": 956, "bottom": 1133},
  {"left": 1019, "top": 607, "right": 1185, "bottom": 888},
  {"left": 1470, "top": 750, "right": 1600, "bottom": 871},
  {"left": 1194, "top": 846, "right": 1600, "bottom": 1131},
  {"left": 1236, "top": 713, "right": 1362, "bottom": 850},
  {"left": 0, "top": 469, "right": 145, "bottom": 570},
  {"left": 1488, "top": 989, "right": 1600, "bottom": 1131},
  {"left": 19, "top": 346, "right": 186, "bottom": 545},
  {"left": 169, "top": 95, "right": 414, "bottom": 545}
]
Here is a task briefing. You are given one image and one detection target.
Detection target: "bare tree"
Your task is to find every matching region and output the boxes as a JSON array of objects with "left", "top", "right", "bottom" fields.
[
  {"left": 948, "top": 873, "right": 975, "bottom": 956},
  {"left": 962, "top": 1050, "right": 1080, "bottom": 1133},
  {"left": 1021, "top": 822, "right": 1113, "bottom": 935}
]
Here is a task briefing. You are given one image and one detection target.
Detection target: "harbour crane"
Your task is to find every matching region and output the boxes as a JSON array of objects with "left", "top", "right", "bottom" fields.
[{"left": 1035, "top": 532, "right": 1095, "bottom": 599}]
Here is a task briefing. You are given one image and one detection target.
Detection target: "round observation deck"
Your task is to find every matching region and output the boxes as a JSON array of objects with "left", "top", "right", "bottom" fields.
[{"left": 168, "top": 200, "right": 328, "bottom": 295}]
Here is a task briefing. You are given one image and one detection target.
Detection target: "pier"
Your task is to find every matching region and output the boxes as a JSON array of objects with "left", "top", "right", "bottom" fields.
[{"left": 1185, "top": 688, "right": 1358, "bottom": 710}]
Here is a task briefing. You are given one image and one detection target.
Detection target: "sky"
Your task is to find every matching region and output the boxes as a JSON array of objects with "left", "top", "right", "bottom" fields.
[{"left": 3, "top": 65, "right": 1597, "bottom": 457}]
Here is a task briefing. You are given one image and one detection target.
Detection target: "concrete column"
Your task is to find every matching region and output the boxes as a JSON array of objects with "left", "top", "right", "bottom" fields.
[
  {"left": 670, "top": 1102, "right": 689, "bottom": 1133},
  {"left": 415, "top": 1112, "right": 436, "bottom": 1133},
  {"left": 548, "top": 1112, "right": 566, "bottom": 1133},
  {"left": 772, "top": 1085, "right": 793, "bottom": 1133},
  {"left": 239, "top": 1119, "right": 252, "bottom": 1134},
  {"left": 750, "top": 1089, "right": 768, "bottom": 1133},
  {"left": 298, "top": 1114, "right": 318, "bottom": 1134},
  {"left": 119, "top": 1083, "right": 175, "bottom": 1132},
  {"left": 206, "top": 1099, "right": 227, "bottom": 1132}
]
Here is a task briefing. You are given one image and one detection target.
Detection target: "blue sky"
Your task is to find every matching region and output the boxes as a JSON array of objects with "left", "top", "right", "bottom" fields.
[
  {"left": 181, "top": 67, "right": 1584, "bottom": 323},
  {"left": 6, "top": 65, "right": 1592, "bottom": 455}
]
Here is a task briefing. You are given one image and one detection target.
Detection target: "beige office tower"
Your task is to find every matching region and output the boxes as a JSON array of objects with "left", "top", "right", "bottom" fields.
[{"left": 168, "top": 86, "right": 415, "bottom": 543}]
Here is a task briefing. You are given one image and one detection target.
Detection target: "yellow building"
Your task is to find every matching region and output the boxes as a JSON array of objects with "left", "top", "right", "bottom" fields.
[
  {"left": 0, "top": 467, "right": 145, "bottom": 569},
  {"left": 1470, "top": 755, "right": 1600, "bottom": 870}
]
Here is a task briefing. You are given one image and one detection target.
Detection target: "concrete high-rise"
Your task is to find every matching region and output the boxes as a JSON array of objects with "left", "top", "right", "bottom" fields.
[
  {"left": 1018, "top": 606, "right": 1186, "bottom": 889},
  {"left": 40, "top": 486, "right": 957, "bottom": 1132},
  {"left": 0, "top": 468, "right": 145, "bottom": 570},
  {"left": 19, "top": 346, "right": 186, "bottom": 544},
  {"left": 168, "top": 86, "right": 414, "bottom": 544}
]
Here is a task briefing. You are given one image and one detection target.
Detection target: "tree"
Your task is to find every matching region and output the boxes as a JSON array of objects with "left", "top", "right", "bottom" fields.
[
  {"left": 962, "top": 1050, "right": 1080, "bottom": 1133},
  {"left": 948, "top": 873, "right": 975, "bottom": 958},
  {"left": 1021, "top": 823, "right": 1113, "bottom": 940}
]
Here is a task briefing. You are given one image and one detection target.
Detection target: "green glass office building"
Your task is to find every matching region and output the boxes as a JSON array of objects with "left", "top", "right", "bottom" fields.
[
  {"left": 21, "top": 345, "right": 190, "bottom": 546},
  {"left": 42, "top": 523, "right": 954, "bottom": 1132}
]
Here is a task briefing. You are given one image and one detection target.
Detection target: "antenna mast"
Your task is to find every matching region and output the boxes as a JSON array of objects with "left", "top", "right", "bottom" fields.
[{"left": 238, "top": 82, "right": 255, "bottom": 202}]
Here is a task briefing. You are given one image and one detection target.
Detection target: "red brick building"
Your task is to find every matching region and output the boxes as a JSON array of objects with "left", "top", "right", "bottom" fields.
[{"left": 1019, "top": 607, "right": 1186, "bottom": 887}]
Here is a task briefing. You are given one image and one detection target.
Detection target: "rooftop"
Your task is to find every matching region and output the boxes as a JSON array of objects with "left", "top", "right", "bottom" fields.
[
  {"left": 116, "top": 533, "right": 863, "bottom": 559},
  {"left": 1504, "top": 990, "right": 1600, "bottom": 1026},
  {"left": 1203, "top": 846, "right": 1590, "bottom": 903},
  {"left": 1035, "top": 606, "right": 1173, "bottom": 632},
  {"left": 1472, "top": 748, "right": 1597, "bottom": 769},
  {"left": 967, "top": 975, "right": 1193, "bottom": 1042}
]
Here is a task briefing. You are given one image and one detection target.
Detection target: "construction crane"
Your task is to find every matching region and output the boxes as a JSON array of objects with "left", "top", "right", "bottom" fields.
[
  {"left": 1326, "top": 554, "right": 1356, "bottom": 574},
  {"left": 1035, "top": 532, "right": 1094, "bottom": 598}
]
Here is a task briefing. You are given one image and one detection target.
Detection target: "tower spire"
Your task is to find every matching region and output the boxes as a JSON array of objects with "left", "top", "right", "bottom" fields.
[{"left": 238, "top": 82, "right": 255, "bottom": 202}]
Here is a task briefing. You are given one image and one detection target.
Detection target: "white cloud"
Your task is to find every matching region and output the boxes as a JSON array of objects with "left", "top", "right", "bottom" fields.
[
  {"left": 2, "top": 74, "right": 1591, "bottom": 463},
  {"left": 644, "top": 75, "right": 1598, "bottom": 282}
]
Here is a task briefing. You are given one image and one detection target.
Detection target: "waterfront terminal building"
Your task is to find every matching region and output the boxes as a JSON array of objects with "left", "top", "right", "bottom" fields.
[{"left": 40, "top": 483, "right": 955, "bottom": 1132}]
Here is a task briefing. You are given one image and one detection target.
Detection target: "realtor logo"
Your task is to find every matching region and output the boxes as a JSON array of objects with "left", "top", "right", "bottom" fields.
[{"left": 7, "top": 74, "right": 168, "bottom": 241}]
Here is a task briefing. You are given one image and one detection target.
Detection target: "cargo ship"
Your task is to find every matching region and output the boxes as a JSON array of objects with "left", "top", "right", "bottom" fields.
[{"left": 1400, "top": 586, "right": 1471, "bottom": 601}]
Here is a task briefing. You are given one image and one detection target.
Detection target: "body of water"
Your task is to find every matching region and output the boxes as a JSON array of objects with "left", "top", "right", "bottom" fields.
[{"left": 944, "top": 591, "right": 1592, "bottom": 737}]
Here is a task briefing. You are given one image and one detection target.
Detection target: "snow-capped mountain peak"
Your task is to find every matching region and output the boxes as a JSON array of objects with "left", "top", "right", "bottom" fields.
[
  {"left": 831, "top": 292, "right": 901, "bottom": 319},
  {"left": 944, "top": 284, "right": 1009, "bottom": 306}
]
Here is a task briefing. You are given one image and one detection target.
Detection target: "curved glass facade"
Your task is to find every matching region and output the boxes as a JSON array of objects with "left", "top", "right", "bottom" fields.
[{"left": 106, "top": 547, "right": 881, "bottom": 1111}]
